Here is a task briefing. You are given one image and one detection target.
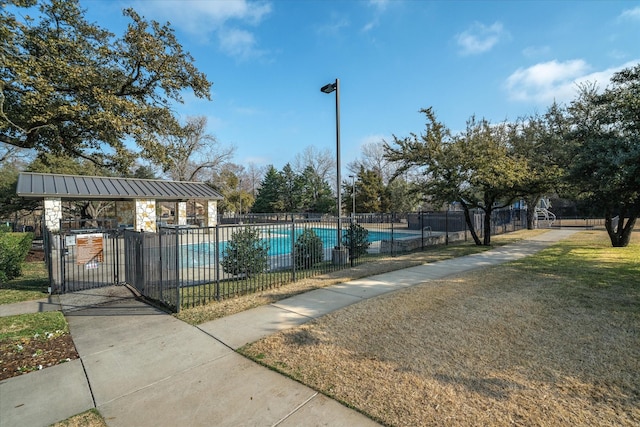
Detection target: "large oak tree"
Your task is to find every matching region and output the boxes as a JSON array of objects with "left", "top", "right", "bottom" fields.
[
  {"left": 1, "top": 0, "right": 211, "bottom": 172},
  {"left": 565, "top": 65, "right": 640, "bottom": 247},
  {"left": 385, "top": 108, "right": 528, "bottom": 245}
]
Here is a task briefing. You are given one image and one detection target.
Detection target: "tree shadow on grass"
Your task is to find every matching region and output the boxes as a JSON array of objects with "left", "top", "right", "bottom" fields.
[
  {"left": 282, "top": 327, "right": 321, "bottom": 346},
  {"left": 2, "top": 276, "right": 48, "bottom": 293},
  {"left": 433, "top": 373, "right": 527, "bottom": 400},
  {"left": 1, "top": 262, "right": 49, "bottom": 300}
]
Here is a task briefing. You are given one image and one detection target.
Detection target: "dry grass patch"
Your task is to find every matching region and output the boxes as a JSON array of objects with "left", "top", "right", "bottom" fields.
[
  {"left": 242, "top": 231, "right": 639, "bottom": 426},
  {"left": 49, "top": 409, "right": 107, "bottom": 427},
  {"left": 176, "top": 229, "right": 547, "bottom": 324}
]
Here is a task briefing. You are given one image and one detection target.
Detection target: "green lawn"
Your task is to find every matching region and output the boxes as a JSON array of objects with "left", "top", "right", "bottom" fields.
[
  {"left": 0, "top": 261, "right": 49, "bottom": 305},
  {"left": 0, "top": 311, "right": 69, "bottom": 341}
]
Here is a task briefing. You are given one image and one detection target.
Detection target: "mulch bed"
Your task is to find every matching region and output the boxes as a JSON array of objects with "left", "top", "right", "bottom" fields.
[{"left": 0, "top": 334, "right": 79, "bottom": 381}]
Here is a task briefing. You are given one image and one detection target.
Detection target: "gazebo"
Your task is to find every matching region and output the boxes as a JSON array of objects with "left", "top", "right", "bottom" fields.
[{"left": 16, "top": 172, "right": 224, "bottom": 232}]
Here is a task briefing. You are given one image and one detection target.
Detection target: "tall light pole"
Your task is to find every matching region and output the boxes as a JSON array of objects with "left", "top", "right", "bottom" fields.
[
  {"left": 321, "top": 78, "right": 345, "bottom": 263},
  {"left": 349, "top": 174, "right": 356, "bottom": 219}
]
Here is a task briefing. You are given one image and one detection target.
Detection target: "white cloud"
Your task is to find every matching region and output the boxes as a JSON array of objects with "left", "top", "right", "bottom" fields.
[
  {"left": 362, "top": 20, "right": 377, "bottom": 32},
  {"left": 362, "top": 0, "right": 395, "bottom": 33},
  {"left": 218, "top": 28, "right": 265, "bottom": 60},
  {"left": 619, "top": 6, "right": 640, "bottom": 21},
  {"left": 134, "top": 0, "right": 271, "bottom": 60},
  {"left": 456, "top": 22, "right": 507, "bottom": 55},
  {"left": 522, "top": 45, "right": 551, "bottom": 58},
  {"left": 505, "top": 59, "right": 640, "bottom": 104},
  {"left": 317, "top": 15, "right": 350, "bottom": 37},
  {"left": 368, "top": 0, "right": 390, "bottom": 11}
]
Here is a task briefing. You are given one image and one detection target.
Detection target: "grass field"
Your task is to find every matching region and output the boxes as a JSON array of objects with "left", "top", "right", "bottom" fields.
[
  {"left": 0, "top": 311, "right": 68, "bottom": 341},
  {"left": 241, "top": 231, "right": 639, "bottom": 426},
  {"left": 0, "top": 261, "right": 49, "bottom": 304}
]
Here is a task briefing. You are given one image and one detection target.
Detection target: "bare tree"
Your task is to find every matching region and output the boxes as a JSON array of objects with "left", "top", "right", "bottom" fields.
[
  {"left": 347, "top": 141, "right": 398, "bottom": 185},
  {"left": 293, "top": 146, "right": 335, "bottom": 183},
  {"left": 161, "top": 116, "right": 235, "bottom": 181},
  {"left": 245, "top": 162, "right": 266, "bottom": 197}
]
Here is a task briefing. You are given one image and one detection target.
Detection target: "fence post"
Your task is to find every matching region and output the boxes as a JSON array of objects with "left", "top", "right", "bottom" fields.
[
  {"left": 215, "top": 224, "right": 220, "bottom": 301},
  {"left": 113, "top": 232, "right": 118, "bottom": 285},
  {"left": 391, "top": 222, "right": 395, "bottom": 257},
  {"left": 445, "top": 209, "right": 449, "bottom": 245},
  {"left": 158, "top": 228, "right": 163, "bottom": 303},
  {"left": 291, "top": 220, "right": 296, "bottom": 282},
  {"left": 139, "top": 230, "right": 145, "bottom": 295},
  {"left": 174, "top": 228, "right": 180, "bottom": 313},
  {"left": 420, "top": 211, "right": 424, "bottom": 251},
  {"left": 349, "top": 217, "right": 355, "bottom": 267},
  {"left": 59, "top": 232, "right": 66, "bottom": 294}
]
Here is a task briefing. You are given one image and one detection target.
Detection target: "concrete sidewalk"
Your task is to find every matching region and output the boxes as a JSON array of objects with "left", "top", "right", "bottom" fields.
[{"left": 0, "top": 229, "right": 576, "bottom": 427}]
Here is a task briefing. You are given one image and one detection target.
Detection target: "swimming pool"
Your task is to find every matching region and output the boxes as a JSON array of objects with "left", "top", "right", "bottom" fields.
[{"left": 179, "top": 227, "right": 423, "bottom": 266}]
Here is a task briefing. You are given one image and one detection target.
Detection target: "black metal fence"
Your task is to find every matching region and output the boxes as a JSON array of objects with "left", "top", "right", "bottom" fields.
[
  {"left": 126, "top": 217, "right": 389, "bottom": 311},
  {"left": 43, "top": 208, "right": 528, "bottom": 312},
  {"left": 43, "top": 228, "right": 125, "bottom": 294}
]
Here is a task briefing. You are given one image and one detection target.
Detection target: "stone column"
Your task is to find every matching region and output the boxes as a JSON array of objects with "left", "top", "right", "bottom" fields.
[
  {"left": 43, "top": 198, "right": 63, "bottom": 291},
  {"left": 134, "top": 199, "right": 156, "bottom": 232},
  {"left": 204, "top": 200, "right": 217, "bottom": 227},
  {"left": 43, "top": 198, "right": 62, "bottom": 232},
  {"left": 176, "top": 201, "right": 187, "bottom": 225}
]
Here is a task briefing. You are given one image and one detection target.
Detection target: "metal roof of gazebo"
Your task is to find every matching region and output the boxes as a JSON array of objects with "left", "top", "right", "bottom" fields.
[{"left": 16, "top": 172, "right": 223, "bottom": 201}]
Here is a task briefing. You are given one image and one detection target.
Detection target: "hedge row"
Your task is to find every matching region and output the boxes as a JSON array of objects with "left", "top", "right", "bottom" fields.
[{"left": 0, "top": 232, "right": 34, "bottom": 283}]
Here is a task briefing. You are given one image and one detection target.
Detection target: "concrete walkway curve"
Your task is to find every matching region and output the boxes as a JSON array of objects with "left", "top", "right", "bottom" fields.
[{"left": 0, "top": 229, "right": 577, "bottom": 427}]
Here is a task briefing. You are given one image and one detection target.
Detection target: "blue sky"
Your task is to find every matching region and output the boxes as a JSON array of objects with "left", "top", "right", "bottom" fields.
[{"left": 81, "top": 0, "right": 640, "bottom": 172}]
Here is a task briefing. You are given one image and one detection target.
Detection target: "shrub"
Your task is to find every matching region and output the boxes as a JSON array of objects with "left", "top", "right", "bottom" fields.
[
  {"left": 294, "top": 228, "right": 324, "bottom": 269},
  {"left": 342, "top": 223, "right": 370, "bottom": 260},
  {"left": 221, "top": 227, "right": 269, "bottom": 278},
  {"left": 0, "top": 231, "right": 34, "bottom": 283}
]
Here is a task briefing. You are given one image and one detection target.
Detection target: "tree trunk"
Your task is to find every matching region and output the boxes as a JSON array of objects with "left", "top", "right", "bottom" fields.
[
  {"left": 461, "top": 202, "right": 482, "bottom": 245},
  {"left": 605, "top": 208, "right": 638, "bottom": 247},
  {"left": 524, "top": 195, "right": 542, "bottom": 230},
  {"left": 483, "top": 206, "right": 492, "bottom": 246}
]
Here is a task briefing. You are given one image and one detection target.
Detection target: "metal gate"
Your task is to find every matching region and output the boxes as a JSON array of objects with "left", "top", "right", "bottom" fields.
[
  {"left": 44, "top": 228, "right": 125, "bottom": 294},
  {"left": 123, "top": 230, "right": 180, "bottom": 311}
]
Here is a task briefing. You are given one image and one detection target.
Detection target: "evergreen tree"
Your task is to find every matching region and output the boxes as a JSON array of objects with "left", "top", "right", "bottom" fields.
[
  {"left": 356, "top": 167, "right": 387, "bottom": 213},
  {"left": 385, "top": 109, "right": 528, "bottom": 245},
  {"left": 294, "top": 228, "right": 324, "bottom": 269},
  {"left": 298, "top": 166, "right": 335, "bottom": 213},
  {"left": 221, "top": 227, "right": 269, "bottom": 278},
  {"left": 563, "top": 65, "right": 640, "bottom": 247},
  {"left": 251, "top": 166, "right": 285, "bottom": 213},
  {"left": 280, "top": 164, "right": 300, "bottom": 212}
]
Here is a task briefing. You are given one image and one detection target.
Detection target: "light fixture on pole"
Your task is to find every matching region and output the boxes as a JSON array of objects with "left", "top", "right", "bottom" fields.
[{"left": 320, "top": 78, "right": 346, "bottom": 264}]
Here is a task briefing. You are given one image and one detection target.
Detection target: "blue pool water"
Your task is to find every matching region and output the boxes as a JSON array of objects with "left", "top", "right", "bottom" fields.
[{"left": 180, "top": 227, "right": 422, "bottom": 265}]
